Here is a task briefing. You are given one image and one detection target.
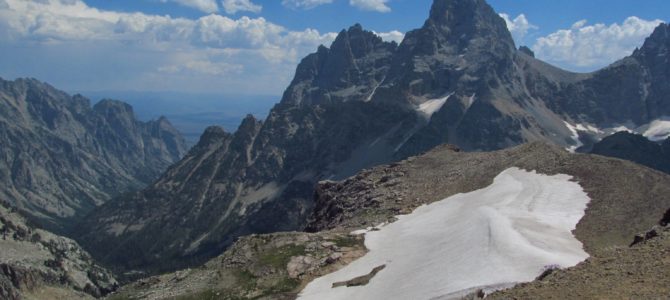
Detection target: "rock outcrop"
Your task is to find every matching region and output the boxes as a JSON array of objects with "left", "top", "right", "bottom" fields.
[{"left": 0, "top": 200, "right": 117, "bottom": 299}]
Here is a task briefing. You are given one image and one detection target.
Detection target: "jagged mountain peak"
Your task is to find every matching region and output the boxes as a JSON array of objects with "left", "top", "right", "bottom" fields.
[
  {"left": 280, "top": 23, "right": 396, "bottom": 106},
  {"left": 1, "top": 77, "right": 89, "bottom": 111},
  {"left": 201, "top": 125, "right": 227, "bottom": 139},
  {"left": 330, "top": 23, "right": 389, "bottom": 57},
  {"left": 378, "top": 0, "right": 517, "bottom": 104},
  {"left": 237, "top": 114, "right": 262, "bottom": 132},
  {"left": 648, "top": 23, "right": 669, "bottom": 43},
  {"left": 194, "top": 125, "right": 230, "bottom": 149},
  {"left": 425, "top": 0, "right": 515, "bottom": 49},
  {"left": 634, "top": 23, "right": 670, "bottom": 59},
  {"left": 93, "top": 98, "right": 135, "bottom": 115},
  {"left": 519, "top": 45, "right": 535, "bottom": 57}
]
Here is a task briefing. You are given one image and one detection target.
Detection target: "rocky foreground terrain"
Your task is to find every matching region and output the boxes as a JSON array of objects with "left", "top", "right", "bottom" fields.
[
  {"left": 107, "top": 142, "right": 670, "bottom": 299},
  {"left": 0, "top": 200, "right": 117, "bottom": 300}
]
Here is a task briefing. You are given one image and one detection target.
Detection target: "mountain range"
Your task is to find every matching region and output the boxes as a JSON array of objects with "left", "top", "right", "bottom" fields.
[
  {"left": 71, "top": 0, "right": 670, "bottom": 278},
  {"left": 0, "top": 78, "right": 188, "bottom": 233}
]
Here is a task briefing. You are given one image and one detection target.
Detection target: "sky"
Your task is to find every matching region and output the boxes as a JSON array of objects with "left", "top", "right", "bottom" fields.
[{"left": 0, "top": 0, "right": 667, "bottom": 96}]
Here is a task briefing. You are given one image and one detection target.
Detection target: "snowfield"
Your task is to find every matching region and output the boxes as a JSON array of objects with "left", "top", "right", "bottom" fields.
[
  {"left": 416, "top": 93, "right": 453, "bottom": 119},
  {"left": 298, "top": 168, "right": 591, "bottom": 300}
]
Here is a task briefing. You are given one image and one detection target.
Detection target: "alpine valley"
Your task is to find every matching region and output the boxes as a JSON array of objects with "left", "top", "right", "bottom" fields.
[{"left": 0, "top": 0, "right": 669, "bottom": 299}]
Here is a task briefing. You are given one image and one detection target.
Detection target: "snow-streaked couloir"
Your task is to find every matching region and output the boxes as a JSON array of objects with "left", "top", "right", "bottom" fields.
[{"left": 298, "top": 168, "right": 591, "bottom": 300}]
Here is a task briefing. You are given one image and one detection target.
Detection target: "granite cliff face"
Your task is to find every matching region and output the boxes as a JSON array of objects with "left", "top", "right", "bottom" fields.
[
  {"left": 0, "top": 78, "right": 187, "bottom": 232},
  {"left": 0, "top": 200, "right": 117, "bottom": 299},
  {"left": 77, "top": 0, "right": 670, "bottom": 276}
]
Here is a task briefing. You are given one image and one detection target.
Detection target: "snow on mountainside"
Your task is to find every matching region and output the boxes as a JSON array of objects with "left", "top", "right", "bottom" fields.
[
  {"left": 298, "top": 168, "right": 590, "bottom": 300},
  {"left": 416, "top": 93, "right": 454, "bottom": 119},
  {"left": 564, "top": 116, "right": 670, "bottom": 152}
]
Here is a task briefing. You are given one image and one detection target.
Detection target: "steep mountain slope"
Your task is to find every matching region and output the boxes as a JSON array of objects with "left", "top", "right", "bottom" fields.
[
  {"left": 108, "top": 143, "right": 670, "bottom": 299},
  {"left": 589, "top": 131, "right": 670, "bottom": 174},
  {"left": 77, "top": 28, "right": 418, "bottom": 277},
  {"left": 0, "top": 78, "right": 187, "bottom": 232},
  {"left": 77, "top": 0, "right": 670, "bottom": 275},
  {"left": 0, "top": 200, "right": 117, "bottom": 299}
]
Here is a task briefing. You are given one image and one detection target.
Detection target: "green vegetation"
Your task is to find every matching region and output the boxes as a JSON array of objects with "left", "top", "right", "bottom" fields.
[
  {"left": 333, "top": 235, "right": 362, "bottom": 248},
  {"left": 174, "top": 289, "right": 221, "bottom": 300},
  {"left": 258, "top": 244, "right": 306, "bottom": 268},
  {"left": 233, "top": 269, "right": 257, "bottom": 290},
  {"left": 106, "top": 294, "right": 132, "bottom": 300},
  {"left": 267, "top": 277, "right": 300, "bottom": 294}
]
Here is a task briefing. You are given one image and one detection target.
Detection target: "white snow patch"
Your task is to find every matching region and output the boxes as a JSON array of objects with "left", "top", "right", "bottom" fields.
[
  {"left": 574, "top": 123, "right": 602, "bottom": 134},
  {"left": 564, "top": 121, "right": 604, "bottom": 152},
  {"left": 365, "top": 77, "right": 386, "bottom": 102},
  {"left": 298, "top": 168, "right": 590, "bottom": 300},
  {"left": 610, "top": 125, "right": 634, "bottom": 133},
  {"left": 416, "top": 93, "right": 453, "bottom": 119},
  {"left": 564, "top": 121, "right": 583, "bottom": 153},
  {"left": 642, "top": 118, "right": 670, "bottom": 141},
  {"left": 466, "top": 93, "right": 476, "bottom": 109}
]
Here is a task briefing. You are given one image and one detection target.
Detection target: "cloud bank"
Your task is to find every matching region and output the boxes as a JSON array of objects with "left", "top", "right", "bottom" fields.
[
  {"left": 281, "top": 0, "right": 333, "bottom": 10},
  {"left": 222, "top": 0, "right": 262, "bottom": 14},
  {"left": 533, "top": 16, "right": 663, "bottom": 71},
  {"left": 160, "top": 0, "right": 219, "bottom": 13},
  {"left": 0, "top": 0, "right": 336, "bottom": 94},
  {"left": 349, "top": 0, "right": 391, "bottom": 13}
]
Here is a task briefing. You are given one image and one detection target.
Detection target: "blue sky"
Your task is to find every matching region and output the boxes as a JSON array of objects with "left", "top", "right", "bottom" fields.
[{"left": 0, "top": 0, "right": 667, "bottom": 95}]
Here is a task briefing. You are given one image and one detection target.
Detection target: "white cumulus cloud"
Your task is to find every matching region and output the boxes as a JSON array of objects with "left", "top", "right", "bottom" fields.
[
  {"left": 160, "top": 0, "right": 219, "bottom": 13},
  {"left": 499, "top": 13, "right": 537, "bottom": 45},
  {"left": 0, "top": 0, "right": 337, "bottom": 94},
  {"left": 532, "top": 16, "right": 663, "bottom": 71},
  {"left": 281, "top": 0, "right": 333, "bottom": 10},
  {"left": 349, "top": 0, "right": 390, "bottom": 13},
  {"left": 221, "top": 0, "right": 262, "bottom": 14},
  {"left": 374, "top": 30, "right": 404, "bottom": 44}
]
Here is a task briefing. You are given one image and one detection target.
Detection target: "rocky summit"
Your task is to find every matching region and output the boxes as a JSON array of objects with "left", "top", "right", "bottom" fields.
[
  {"left": 77, "top": 0, "right": 670, "bottom": 278},
  {"left": 0, "top": 78, "right": 187, "bottom": 233}
]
